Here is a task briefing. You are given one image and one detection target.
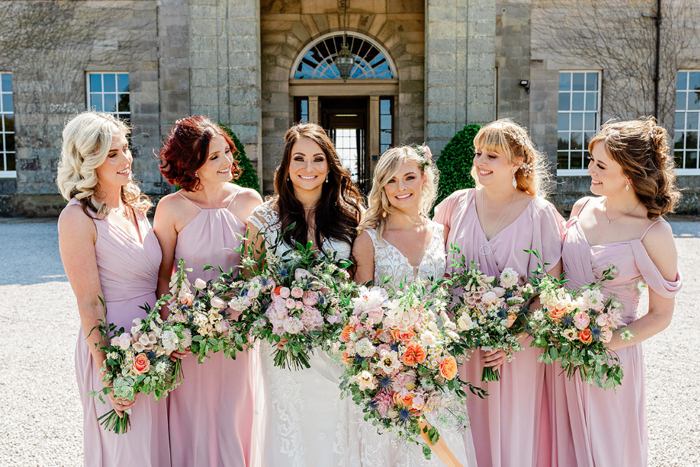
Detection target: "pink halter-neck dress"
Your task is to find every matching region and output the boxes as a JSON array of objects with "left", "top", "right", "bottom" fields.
[
  {"left": 434, "top": 189, "right": 565, "bottom": 467},
  {"left": 62, "top": 198, "right": 170, "bottom": 467},
  {"left": 547, "top": 198, "right": 681, "bottom": 467},
  {"left": 167, "top": 191, "right": 255, "bottom": 467}
]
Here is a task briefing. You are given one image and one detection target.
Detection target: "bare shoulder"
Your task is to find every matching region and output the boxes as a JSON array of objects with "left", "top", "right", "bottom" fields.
[
  {"left": 352, "top": 230, "right": 375, "bottom": 257},
  {"left": 570, "top": 196, "right": 594, "bottom": 219},
  {"left": 58, "top": 204, "right": 95, "bottom": 239},
  {"left": 232, "top": 186, "right": 264, "bottom": 220},
  {"left": 155, "top": 192, "right": 185, "bottom": 215},
  {"left": 641, "top": 220, "right": 678, "bottom": 281}
]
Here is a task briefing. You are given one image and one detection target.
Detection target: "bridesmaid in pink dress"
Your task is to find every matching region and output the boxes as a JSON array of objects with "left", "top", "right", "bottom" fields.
[
  {"left": 154, "top": 116, "right": 262, "bottom": 467},
  {"left": 56, "top": 112, "right": 170, "bottom": 466},
  {"left": 153, "top": 117, "right": 262, "bottom": 467},
  {"left": 548, "top": 118, "right": 681, "bottom": 466},
  {"left": 433, "top": 119, "right": 564, "bottom": 467}
]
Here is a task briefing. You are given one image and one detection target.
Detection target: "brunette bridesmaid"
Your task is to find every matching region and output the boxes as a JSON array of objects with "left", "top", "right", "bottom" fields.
[
  {"left": 57, "top": 112, "right": 170, "bottom": 466},
  {"left": 548, "top": 118, "right": 681, "bottom": 466},
  {"left": 154, "top": 116, "right": 262, "bottom": 467},
  {"left": 433, "top": 119, "right": 564, "bottom": 467}
]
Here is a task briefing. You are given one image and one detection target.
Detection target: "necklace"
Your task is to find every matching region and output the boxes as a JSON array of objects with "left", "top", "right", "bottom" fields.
[
  {"left": 478, "top": 188, "right": 517, "bottom": 256},
  {"left": 603, "top": 198, "right": 641, "bottom": 224},
  {"left": 303, "top": 205, "right": 316, "bottom": 211}
]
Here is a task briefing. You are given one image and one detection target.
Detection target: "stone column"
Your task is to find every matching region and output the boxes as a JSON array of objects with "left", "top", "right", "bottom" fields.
[
  {"left": 190, "top": 0, "right": 262, "bottom": 187},
  {"left": 308, "top": 96, "right": 319, "bottom": 125}
]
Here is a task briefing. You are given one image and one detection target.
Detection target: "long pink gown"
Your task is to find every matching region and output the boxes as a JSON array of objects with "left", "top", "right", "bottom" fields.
[
  {"left": 63, "top": 198, "right": 171, "bottom": 467},
  {"left": 548, "top": 197, "right": 682, "bottom": 467},
  {"left": 167, "top": 191, "right": 256, "bottom": 467},
  {"left": 433, "top": 188, "right": 565, "bottom": 467}
]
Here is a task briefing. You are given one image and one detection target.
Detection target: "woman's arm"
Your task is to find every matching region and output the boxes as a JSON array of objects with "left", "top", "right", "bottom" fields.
[
  {"left": 58, "top": 207, "right": 135, "bottom": 415},
  {"left": 352, "top": 231, "right": 375, "bottom": 285},
  {"left": 153, "top": 196, "right": 180, "bottom": 318}
]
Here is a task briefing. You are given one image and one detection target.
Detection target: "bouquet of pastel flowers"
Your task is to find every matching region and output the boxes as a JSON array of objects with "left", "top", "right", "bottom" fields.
[
  {"left": 336, "top": 280, "right": 474, "bottom": 460},
  {"left": 527, "top": 262, "right": 630, "bottom": 390},
  {"left": 88, "top": 296, "right": 188, "bottom": 434},
  {"left": 449, "top": 247, "right": 536, "bottom": 382},
  {"left": 235, "top": 232, "right": 357, "bottom": 370}
]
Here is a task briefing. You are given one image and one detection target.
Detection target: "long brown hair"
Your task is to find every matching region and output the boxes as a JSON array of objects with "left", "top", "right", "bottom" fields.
[
  {"left": 588, "top": 117, "right": 680, "bottom": 219},
  {"left": 273, "top": 123, "right": 363, "bottom": 251}
]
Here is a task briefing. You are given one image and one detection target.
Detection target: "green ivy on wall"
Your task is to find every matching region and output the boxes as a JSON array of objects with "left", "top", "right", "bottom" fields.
[
  {"left": 218, "top": 123, "right": 261, "bottom": 193},
  {"left": 435, "top": 123, "right": 481, "bottom": 206}
]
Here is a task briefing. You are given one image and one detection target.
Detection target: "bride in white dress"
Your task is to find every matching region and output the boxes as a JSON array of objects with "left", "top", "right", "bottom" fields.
[
  {"left": 352, "top": 146, "right": 478, "bottom": 467},
  {"left": 246, "top": 123, "right": 364, "bottom": 467}
]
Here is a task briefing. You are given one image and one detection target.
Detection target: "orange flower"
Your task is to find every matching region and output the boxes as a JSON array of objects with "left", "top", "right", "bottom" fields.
[
  {"left": 439, "top": 356, "right": 458, "bottom": 380},
  {"left": 132, "top": 353, "right": 151, "bottom": 375},
  {"left": 393, "top": 391, "right": 414, "bottom": 408},
  {"left": 578, "top": 328, "right": 593, "bottom": 344},
  {"left": 402, "top": 343, "right": 427, "bottom": 366},
  {"left": 340, "top": 325, "right": 354, "bottom": 343},
  {"left": 391, "top": 328, "right": 415, "bottom": 343},
  {"left": 505, "top": 312, "right": 517, "bottom": 328},
  {"left": 273, "top": 286, "right": 282, "bottom": 296},
  {"left": 342, "top": 351, "right": 353, "bottom": 364},
  {"left": 548, "top": 304, "right": 567, "bottom": 322}
]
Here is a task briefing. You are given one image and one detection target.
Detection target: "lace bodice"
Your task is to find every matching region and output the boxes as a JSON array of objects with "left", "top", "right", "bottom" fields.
[
  {"left": 249, "top": 200, "right": 352, "bottom": 261},
  {"left": 366, "top": 221, "right": 446, "bottom": 292}
]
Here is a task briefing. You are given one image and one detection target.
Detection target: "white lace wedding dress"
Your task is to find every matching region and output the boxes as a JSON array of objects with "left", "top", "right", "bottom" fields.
[
  {"left": 348, "top": 221, "right": 478, "bottom": 467},
  {"left": 249, "top": 201, "right": 356, "bottom": 467}
]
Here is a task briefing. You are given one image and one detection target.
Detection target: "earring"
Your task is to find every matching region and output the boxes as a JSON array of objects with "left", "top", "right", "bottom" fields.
[
  {"left": 287, "top": 174, "right": 290, "bottom": 182},
  {"left": 195, "top": 172, "right": 199, "bottom": 179},
  {"left": 625, "top": 181, "right": 630, "bottom": 191},
  {"left": 512, "top": 174, "right": 517, "bottom": 189},
  {"left": 325, "top": 172, "right": 329, "bottom": 183}
]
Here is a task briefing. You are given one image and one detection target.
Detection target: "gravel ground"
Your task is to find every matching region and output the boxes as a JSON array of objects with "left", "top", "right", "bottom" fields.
[{"left": 0, "top": 218, "right": 698, "bottom": 466}]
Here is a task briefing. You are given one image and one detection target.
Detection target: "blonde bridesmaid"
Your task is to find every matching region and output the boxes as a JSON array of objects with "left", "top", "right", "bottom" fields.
[
  {"left": 433, "top": 119, "right": 564, "bottom": 467},
  {"left": 154, "top": 116, "right": 262, "bottom": 467},
  {"left": 57, "top": 112, "right": 170, "bottom": 466},
  {"left": 548, "top": 118, "right": 681, "bottom": 466}
]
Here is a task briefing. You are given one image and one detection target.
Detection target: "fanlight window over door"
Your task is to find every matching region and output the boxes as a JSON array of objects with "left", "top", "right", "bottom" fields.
[{"left": 293, "top": 33, "right": 395, "bottom": 80}]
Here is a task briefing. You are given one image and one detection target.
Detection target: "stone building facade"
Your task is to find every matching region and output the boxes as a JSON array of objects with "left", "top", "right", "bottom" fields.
[{"left": 0, "top": 0, "right": 698, "bottom": 216}]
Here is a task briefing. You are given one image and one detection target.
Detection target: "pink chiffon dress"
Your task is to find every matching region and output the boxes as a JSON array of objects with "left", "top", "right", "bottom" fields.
[
  {"left": 547, "top": 197, "right": 682, "bottom": 467},
  {"left": 167, "top": 191, "right": 256, "bottom": 467},
  {"left": 433, "top": 188, "right": 565, "bottom": 467},
  {"left": 63, "top": 198, "right": 171, "bottom": 467}
]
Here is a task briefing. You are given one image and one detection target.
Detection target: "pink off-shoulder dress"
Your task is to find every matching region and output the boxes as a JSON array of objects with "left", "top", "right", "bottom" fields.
[
  {"left": 433, "top": 188, "right": 565, "bottom": 467},
  {"left": 63, "top": 198, "right": 171, "bottom": 467},
  {"left": 167, "top": 191, "right": 256, "bottom": 467},
  {"left": 548, "top": 198, "right": 682, "bottom": 467}
]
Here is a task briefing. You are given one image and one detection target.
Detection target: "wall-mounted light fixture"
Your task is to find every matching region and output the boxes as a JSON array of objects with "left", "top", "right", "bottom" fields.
[{"left": 519, "top": 79, "right": 530, "bottom": 94}]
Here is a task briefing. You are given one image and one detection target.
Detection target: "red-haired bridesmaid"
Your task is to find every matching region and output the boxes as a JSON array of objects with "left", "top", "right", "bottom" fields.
[
  {"left": 154, "top": 117, "right": 262, "bottom": 466},
  {"left": 433, "top": 119, "right": 564, "bottom": 467},
  {"left": 548, "top": 118, "right": 681, "bottom": 466}
]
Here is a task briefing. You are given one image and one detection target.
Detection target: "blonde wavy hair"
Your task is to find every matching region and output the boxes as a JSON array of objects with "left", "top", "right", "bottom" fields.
[
  {"left": 472, "top": 118, "right": 551, "bottom": 197},
  {"left": 358, "top": 145, "right": 439, "bottom": 239},
  {"left": 56, "top": 111, "right": 151, "bottom": 217}
]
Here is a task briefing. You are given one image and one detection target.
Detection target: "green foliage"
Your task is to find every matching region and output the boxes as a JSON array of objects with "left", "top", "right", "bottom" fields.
[
  {"left": 435, "top": 124, "right": 481, "bottom": 206},
  {"left": 218, "top": 123, "right": 261, "bottom": 192}
]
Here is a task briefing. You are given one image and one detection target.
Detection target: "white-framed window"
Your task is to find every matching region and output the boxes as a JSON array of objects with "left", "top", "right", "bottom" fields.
[
  {"left": 557, "top": 71, "right": 601, "bottom": 175},
  {"left": 0, "top": 73, "right": 15, "bottom": 178},
  {"left": 87, "top": 72, "right": 130, "bottom": 122},
  {"left": 674, "top": 70, "right": 700, "bottom": 174}
]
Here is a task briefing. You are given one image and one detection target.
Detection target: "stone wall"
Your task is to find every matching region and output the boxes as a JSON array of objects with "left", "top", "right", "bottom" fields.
[{"left": 495, "top": 0, "right": 530, "bottom": 126}]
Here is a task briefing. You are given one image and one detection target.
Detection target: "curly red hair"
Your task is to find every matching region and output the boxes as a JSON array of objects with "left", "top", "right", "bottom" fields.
[{"left": 159, "top": 116, "right": 241, "bottom": 191}]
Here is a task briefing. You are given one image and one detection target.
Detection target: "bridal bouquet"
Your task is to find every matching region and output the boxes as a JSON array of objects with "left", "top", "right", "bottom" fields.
[
  {"left": 337, "top": 281, "right": 472, "bottom": 459},
  {"left": 164, "top": 259, "right": 246, "bottom": 363},
  {"left": 88, "top": 297, "right": 186, "bottom": 434},
  {"left": 236, "top": 232, "right": 356, "bottom": 370},
  {"left": 527, "top": 262, "right": 630, "bottom": 390},
  {"left": 449, "top": 248, "right": 536, "bottom": 382}
]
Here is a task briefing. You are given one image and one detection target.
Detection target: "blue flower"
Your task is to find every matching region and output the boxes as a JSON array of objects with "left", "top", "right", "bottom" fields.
[
  {"left": 146, "top": 351, "right": 155, "bottom": 360},
  {"left": 279, "top": 268, "right": 288, "bottom": 277},
  {"left": 390, "top": 344, "right": 399, "bottom": 352},
  {"left": 241, "top": 290, "right": 248, "bottom": 296},
  {"left": 260, "top": 277, "right": 268, "bottom": 286},
  {"left": 354, "top": 355, "right": 365, "bottom": 364},
  {"left": 318, "top": 295, "right": 326, "bottom": 305},
  {"left": 497, "top": 309, "right": 507, "bottom": 319},
  {"left": 398, "top": 409, "right": 411, "bottom": 423},
  {"left": 562, "top": 315, "right": 574, "bottom": 327},
  {"left": 368, "top": 399, "right": 379, "bottom": 411},
  {"left": 505, "top": 292, "right": 513, "bottom": 299},
  {"left": 591, "top": 327, "right": 601, "bottom": 339},
  {"left": 378, "top": 376, "right": 393, "bottom": 389}
]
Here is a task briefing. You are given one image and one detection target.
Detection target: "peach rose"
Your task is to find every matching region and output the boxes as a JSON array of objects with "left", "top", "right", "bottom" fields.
[
  {"left": 439, "top": 356, "right": 458, "bottom": 380},
  {"left": 505, "top": 312, "right": 517, "bottom": 328},
  {"left": 548, "top": 304, "right": 567, "bottom": 322},
  {"left": 402, "top": 343, "right": 427, "bottom": 367},
  {"left": 578, "top": 328, "right": 593, "bottom": 344},
  {"left": 391, "top": 328, "right": 415, "bottom": 343},
  {"left": 132, "top": 353, "right": 151, "bottom": 375},
  {"left": 393, "top": 390, "right": 414, "bottom": 408},
  {"left": 340, "top": 325, "right": 354, "bottom": 343}
]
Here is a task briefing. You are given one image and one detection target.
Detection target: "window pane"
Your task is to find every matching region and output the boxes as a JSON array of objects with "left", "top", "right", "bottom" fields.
[
  {"left": 117, "top": 74, "right": 129, "bottom": 93},
  {"left": 686, "top": 151, "right": 698, "bottom": 169},
  {"left": 89, "top": 74, "right": 102, "bottom": 92},
  {"left": 6, "top": 152, "right": 14, "bottom": 171},
  {"left": 380, "top": 99, "right": 391, "bottom": 114},
  {"left": 559, "top": 73, "right": 571, "bottom": 91},
  {"left": 584, "top": 113, "right": 596, "bottom": 131},
  {"left": 571, "top": 151, "right": 583, "bottom": 169},
  {"left": 2, "top": 93, "right": 12, "bottom": 112},
  {"left": 3, "top": 115, "right": 13, "bottom": 133},
  {"left": 0, "top": 134, "right": 4, "bottom": 152},
  {"left": 380, "top": 115, "right": 391, "bottom": 129},
  {"left": 677, "top": 71, "right": 688, "bottom": 91},
  {"left": 586, "top": 72, "right": 598, "bottom": 91},
  {"left": 571, "top": 132, "right": 582, "bottom": 150},
  {"left": 104, "top": 94, "right": 117, "bottom": 113},
  {"left": 584, "top": 131, "right": 594, "bottom": 149},
  {"left": 676, "top": 112, "right": 685, "bottom": 130},
  {"left": 381, "top": 131, "right": 391, "bottom": 145},
  {"left": 675, "top": 131, "right": 684, "bottom": 149},
  {"left": 572, "top": 73, "right": 585, "bottom": 91},
  {"left": 103, "top": 74, "right": 116, "bottom": 92},
  {"left": 675, "top": 151, "right": 684, "bottom": 168},
  {"left": 687, "top": 112, "right": 699, "bottom": 131},
  {"left": 572, "top": 92, "right": 584, "bottom": 111},
  {"left": 689, "top": 91, "right": 700, "bottom": 111},
  {"left": 571, "top": 113, "right": 583, "bottom": 131},
  {"left": 558, "top": 132, "right": 569, "bottom": 150},
  {"left": 689, "top": 72, "right": 700, "bottom": 91},
  {"left": 676, "top": 91, "right": 687, "bottom": 110},
  {"left": 686, "top": 132, "right": 698, "bottom": 150},
  {"left": 0, "top": 74, "right": 11, "bottom": 91},
  {"left": 5, "top": 133, "right": 14, "bottom": 152},
  {"left": 118, "top": 94, "right": 130, "bottom": 112},
  {"left": 557, "top": 151, "right": 569, "bottom": 169},
  {"left": 558, "top": 93, "right": 570, "bottom": 111},
  {"left": 558, "top": 113, "right": 569, "bottom": 131},
  {"left": 90, "top": 94, "right": 103, "bottom": 111},
  {"left": 586, "top": 92, "right": 597, "bottom": 111}
]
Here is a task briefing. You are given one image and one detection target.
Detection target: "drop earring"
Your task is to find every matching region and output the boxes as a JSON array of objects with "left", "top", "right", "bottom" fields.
[
  {"left": 287, "top": 174, "right": 290, "bottom": 182},
  {"left": 195, "top": 172, "right": 199, "bottom": 179},
  {"left": 325, "top": 172, "right": 329, "bottom": 183},
  {"left": 625, "top": 181, "right": 630, "bottom": 191},
  {"left": 512, "top": 173, "right": 517, "bottom": 189}
]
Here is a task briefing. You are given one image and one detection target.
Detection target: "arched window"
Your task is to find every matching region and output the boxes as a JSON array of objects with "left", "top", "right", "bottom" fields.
[{"left": 293, "top": 33, "right": 396, "bottom": 80}]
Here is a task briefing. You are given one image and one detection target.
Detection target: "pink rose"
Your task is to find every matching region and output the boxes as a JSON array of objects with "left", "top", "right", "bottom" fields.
[
  {"left": 295, "top": 300, "right": 304, "bottom": 310},
  {"left": 285, "top": 298, "right": 296, "bottom": 309},
  {"left": 302, "top": 291, "right": 319, "bottom": 306},
  {"left": 295, "top": 268, "right": 312, "bottom": 281},
  {"left": 291, "top": 287, "right": 304, "bottom": 299},
  {"left": 211, "top": 296, "right": 226, "bottom": 310},
  {"left": 596, "top": 314, "right": 609, "bottom": 327},
  {"left": 132, "top": 353, "right": 151, "bottom": 375},
  {"left": 279, "top": 287, "right": 291, "bottom": 299},
  {"left": 573, "top": 311, "right": 590, "bottom": 330},
  {"left": 326, "top": 310, "right": 342, "bottom": 324},
  {"left": 600, "top": 328, "right": 613, "bottom": 343},
  {"left": 301, "top": 306, "right": 324, "bottom": 331},
  {"left": 194, "top": 278, "right": 207, "bottom": 289},
  {"left": 367, "top": 307, "right": 384, "bottom": 325}
]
